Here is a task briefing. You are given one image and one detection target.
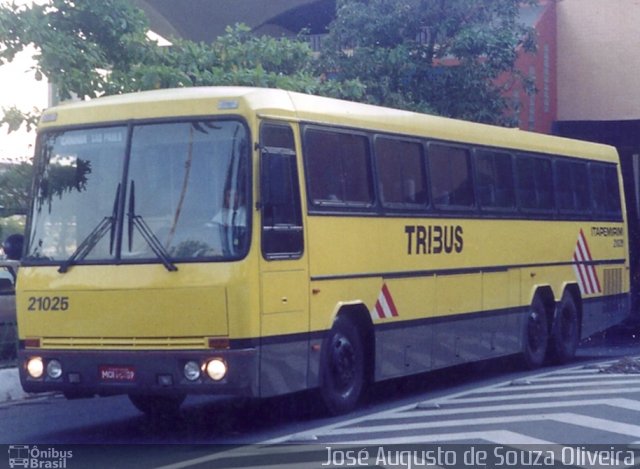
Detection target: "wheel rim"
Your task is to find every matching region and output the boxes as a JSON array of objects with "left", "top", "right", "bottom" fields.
[{"left": 329, "top": 333, "right": 356, "bottom": 394}]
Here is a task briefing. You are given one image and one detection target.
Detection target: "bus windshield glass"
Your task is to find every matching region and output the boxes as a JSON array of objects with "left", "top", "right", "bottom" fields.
[{"left": 26, "top": 119, "right": 250, "bottom": 265}]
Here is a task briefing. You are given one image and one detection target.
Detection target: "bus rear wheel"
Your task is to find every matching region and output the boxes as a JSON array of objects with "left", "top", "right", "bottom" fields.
[
  {"left": 319, "top": 316, "right": 365, "bottom": 415},
  {"left": 548, "top": 292, "right": 579, "bottom": 364},
  {"left": 128, "top": 393, "right": 186, "bottom": 417},
  {"left": 522, "top": 296, "right": 549, "bottom": 369}
]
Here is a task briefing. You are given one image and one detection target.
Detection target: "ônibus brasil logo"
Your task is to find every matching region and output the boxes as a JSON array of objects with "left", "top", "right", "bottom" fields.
[{"left": 8, "top": 445, "right": 73, "bottom": 468}]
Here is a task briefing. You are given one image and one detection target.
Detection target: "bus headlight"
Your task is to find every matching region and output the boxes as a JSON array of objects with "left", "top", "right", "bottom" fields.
[
  {"left": 26, "top": 357, "right": 44, "bottom": 379},
  {"left": 183, "top": 361, "right": 201, "bottom": 381},
  {"left": 46, "top": 359, "right": 63, "bottom": 379},
  {"left": 205, "top": 359, "right": 227, "bottom": 381}
]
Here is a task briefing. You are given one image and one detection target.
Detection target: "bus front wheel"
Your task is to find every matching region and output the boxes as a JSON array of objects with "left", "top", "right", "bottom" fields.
[
  {"left": 128, "top": 393, "right": 186, "bottom": 417},
  {"left": 522, "top": 296, "right": 549, "bottom": 369},
  {"left": 319, "top": 316, "right": 366, "bottom": 415}
]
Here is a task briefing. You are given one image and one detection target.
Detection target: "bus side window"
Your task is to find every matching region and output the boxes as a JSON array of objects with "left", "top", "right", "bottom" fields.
[
  {"left": 475, "top": 149, "right": 516, "bottom": 211},
  {"left": 555, "top": 159, "right": 590, "bottom": 215},
  {"left": 428, "top": 143, "right": 475, "bottom": 209},
  {"left": 590, "top": 163, "right": 623, "bottom": 219},
  {"left": 374, "top": 136, "right": 428, "bottom": 208},
  {"left": 303, "top": 127, "right": 373, "bottom": 207},
  {"left": 260, "top": 124, "right": 304, "bottom": 259},
  {"left": 515, "top": 154, "right": 554, "bottom": 212}
]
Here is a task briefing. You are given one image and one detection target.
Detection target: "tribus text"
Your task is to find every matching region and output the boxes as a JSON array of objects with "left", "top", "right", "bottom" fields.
[{"left": 405, "top": 225, "right": 464, "bottom": 255}]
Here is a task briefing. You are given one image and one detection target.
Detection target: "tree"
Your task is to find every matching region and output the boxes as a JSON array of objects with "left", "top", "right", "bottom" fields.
[
  {"left": 0, "top": 162, "right": 31, "bottom": 216},
  {"left": 117, "top": 24, "right": 364, "bottom": 98},
  {"left": 0, "top": 0, "right": 151, "bottom": 100},
  {"left": 319, "top": 0, "right": 537, "bottom": 124},
  {"left": 0, "top": 0, "right": 365, "bottom": 98},
  {"left": 0, "top": 0, "right": 364, "bottom": 132},
  {"left": 0, "top": 0, "right": 537, "bottom": 130}
]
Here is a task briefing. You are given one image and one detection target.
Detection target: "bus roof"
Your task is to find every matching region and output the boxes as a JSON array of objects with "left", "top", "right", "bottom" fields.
[{"left": 39, "top": 86, "right": 617, "bottom": 162}]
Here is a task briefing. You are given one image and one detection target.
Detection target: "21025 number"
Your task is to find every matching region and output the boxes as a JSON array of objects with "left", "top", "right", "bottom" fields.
[{"left": 27, "top": 296, "right": 70, "bottom": 311}]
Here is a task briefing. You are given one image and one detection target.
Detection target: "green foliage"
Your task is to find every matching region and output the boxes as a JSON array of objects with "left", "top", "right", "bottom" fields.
[
  {"left": 0, "top": 1, "right": 365, "bottom": 127},
  {"left": 320, "top": 0, "right": 538, "bottom": 124},
  {"left": 0, "top": 214, "right": 26, "bottom": 241},
  {"left": 0, "top": 162, "right": 32, "bottom": 216},
  {"left": 0, "top": 106, "right": 40, "bottom": 133},
  {"left": 0, "top": 0, "right": 150, "bottom": 100},
  {"left": 0, "top": 0, "right": 536, "bottom": 129},
  {"left": 113, "top": 24, "right": 365, "bottom": 98}
]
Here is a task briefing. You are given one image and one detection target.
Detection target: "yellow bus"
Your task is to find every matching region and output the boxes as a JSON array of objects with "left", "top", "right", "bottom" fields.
[{"left": 15, "top": 87, "right": 630, "bottom": 415}]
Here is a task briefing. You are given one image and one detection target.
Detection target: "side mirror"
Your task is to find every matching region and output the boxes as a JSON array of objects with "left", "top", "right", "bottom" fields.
[{"left": 3, "top": 234, "right": 24, "bottom": 261}]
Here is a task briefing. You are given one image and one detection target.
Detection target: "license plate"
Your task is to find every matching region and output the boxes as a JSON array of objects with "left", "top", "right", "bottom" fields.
[{"left": 99, "top": 365, "right": 136, "bottom": 382}]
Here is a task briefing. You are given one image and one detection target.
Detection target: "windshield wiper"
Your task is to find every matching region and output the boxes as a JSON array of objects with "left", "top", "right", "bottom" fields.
[
  {"left": 58, "top": 184, "right": 120, "bottom": 274},
  {"left": 127, "top": 180, "right": 178, "bottom": 272}
]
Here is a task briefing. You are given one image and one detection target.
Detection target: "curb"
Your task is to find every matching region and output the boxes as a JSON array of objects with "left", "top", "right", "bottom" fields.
[{"left": 0, "top": 367, "right": 30, "bottom": 403}]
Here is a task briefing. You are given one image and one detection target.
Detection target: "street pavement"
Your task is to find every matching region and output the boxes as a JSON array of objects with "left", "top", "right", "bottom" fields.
[{"left": 0, "top": 367, "right": 30, "bottom": 402}]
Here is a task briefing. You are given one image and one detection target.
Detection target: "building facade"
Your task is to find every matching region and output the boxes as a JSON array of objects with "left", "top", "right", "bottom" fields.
[
  {"left": 133, "top": 0, "right": 335, "bottom": 42},
  {"left": 509, "top": 0, "right": 556, "bottom": 134}
]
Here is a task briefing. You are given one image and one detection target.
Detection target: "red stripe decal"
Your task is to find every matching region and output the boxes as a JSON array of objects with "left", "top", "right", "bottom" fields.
[{"left": 381, "top": 284, "right": 399, "bottom": 317}]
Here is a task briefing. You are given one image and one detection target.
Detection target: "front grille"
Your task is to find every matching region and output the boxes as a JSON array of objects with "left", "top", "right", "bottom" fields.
[
  {"left": 603, "top": 268, "right": 623, "bottom": 296},
  {"left": 39, "top": 337, "right": 208, "bottom": 350}
]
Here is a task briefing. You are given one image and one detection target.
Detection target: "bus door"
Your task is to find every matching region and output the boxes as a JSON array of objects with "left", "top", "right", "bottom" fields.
[{"left": 258, "top": 122, "right": 309, "bottom": 396}]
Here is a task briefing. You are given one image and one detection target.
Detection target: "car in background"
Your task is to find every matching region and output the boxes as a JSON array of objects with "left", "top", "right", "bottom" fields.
[{"left": 0, "top": 261, "right": 18, "bottom": 360}]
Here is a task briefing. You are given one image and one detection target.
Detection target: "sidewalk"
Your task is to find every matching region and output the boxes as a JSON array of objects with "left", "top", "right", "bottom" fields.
[{"left": 0, "top": 367, "right": 30, "bottom": 403}]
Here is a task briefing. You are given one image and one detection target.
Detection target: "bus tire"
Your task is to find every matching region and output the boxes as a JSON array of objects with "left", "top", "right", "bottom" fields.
[
  {"left": 548, "top": 292, "right": 579, "bottom": 364},
  {"left": 319, "top": 315, "right": 365, "bottom": 415},
  {"left": 128, "top": 393, "right": 185, "bottom": 417},
  {"left": 521, "top": 295, "right": 549, "bottom": 369}
]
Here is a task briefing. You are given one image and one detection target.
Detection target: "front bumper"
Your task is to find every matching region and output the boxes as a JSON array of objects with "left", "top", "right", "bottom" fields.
[{"left": 18, "top": 347, "right": 258, "bottom": 398}]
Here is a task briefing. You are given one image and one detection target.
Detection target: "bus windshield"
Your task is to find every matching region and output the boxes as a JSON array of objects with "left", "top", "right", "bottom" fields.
[{"left": 26, "top": 119, "right": 251, "bottom": 265}]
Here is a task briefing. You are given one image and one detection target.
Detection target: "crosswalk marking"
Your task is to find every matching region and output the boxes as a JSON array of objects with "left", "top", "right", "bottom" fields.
[
  {"left": 533, "top": 372, "right": 632, "bottom": 382},
  {"left": 346, "top": 429, "right": 554, "bottom": 445},
  {"left": 430, "top": 385, "right": 640, "bottom": 405},
  {"left": 401, "top": 397, "right": 640, "bottom": 418},
  {"left": 275, "top": 358, "right": 640, "bottom": 445},
  {"left": 558, "top": 366, "right": 617, "bottom": 374},
  {"left": 471, "top": 378, "right": 640, "bottom": 393},
  {"left": 154, "top": 357, "right": 640, "bottom": 469},
  {"left": 549, "top": 413, "right": 640, "bottom": 438},
  {"left": 154, "top": 434, "right": 555, "bottom": 469},
  {"left": 316, "top": 412, "right": 640, "bottom": 438}
]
